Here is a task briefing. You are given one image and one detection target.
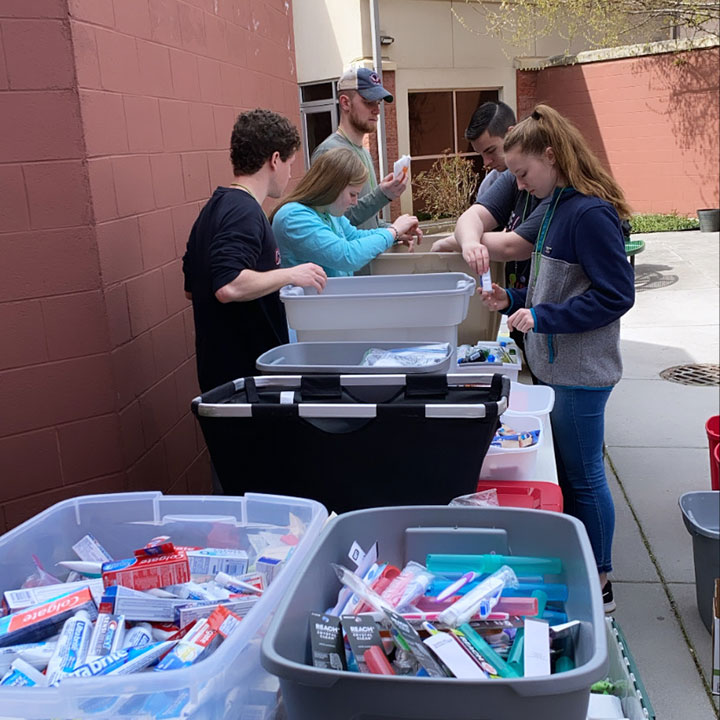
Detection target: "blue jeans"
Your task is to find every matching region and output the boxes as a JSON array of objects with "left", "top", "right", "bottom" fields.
[{"left": 545, "top": 384, "right": 614, "bottom": 574}]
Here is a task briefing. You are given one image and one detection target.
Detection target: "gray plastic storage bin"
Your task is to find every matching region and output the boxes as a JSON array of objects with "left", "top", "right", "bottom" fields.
[
  {"left": 679, "top": 490, "right": 720, "bottom": 632},
  {"left": 256, "top": 341, "right": 453, "bottom": 375},
  {"left": 0, "top": 492, "right": 327, "bottom": 719},
  {"left": 280, "top": 273, "right": 475, "bottom": 356},
  {"left": 261, "top": 506, "right": 608, "bottom": 720}
]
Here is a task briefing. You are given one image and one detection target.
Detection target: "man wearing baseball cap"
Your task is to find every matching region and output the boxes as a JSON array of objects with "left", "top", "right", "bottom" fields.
[{"left": 311, "top": 67, "right": 415, "bottom": 233}]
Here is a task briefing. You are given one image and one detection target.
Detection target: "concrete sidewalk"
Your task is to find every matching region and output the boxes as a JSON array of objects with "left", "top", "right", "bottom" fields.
[{"left": 604, "top": 230, "right": 719, "bottom": 718}]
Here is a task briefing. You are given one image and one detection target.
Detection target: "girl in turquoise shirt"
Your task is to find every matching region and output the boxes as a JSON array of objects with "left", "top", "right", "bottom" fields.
[{"left": 270, "top": 148, "right": 421, "bottom": 277}]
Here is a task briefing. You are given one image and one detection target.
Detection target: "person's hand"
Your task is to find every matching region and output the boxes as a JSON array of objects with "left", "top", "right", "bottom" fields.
[
  {"left": 480, "top": 283, "right": 510, "bottom": 312},
  {"left": 507, "top": 308, "right": 535, "bottom": 333},
  {"left": 430, "top": 235, "right": 459, "bottom": 252},
  {"left": 287, "top": 263, "right": 327, "bottom": 293},
  {"left": 392, "top": 214, "right": 422, "bottom": 251},
  {"left": 379, "top": 171, "right": 409, "bottom": 200},
  {"left": 462, "top": 240, "right": 490, "bottom": 275}
]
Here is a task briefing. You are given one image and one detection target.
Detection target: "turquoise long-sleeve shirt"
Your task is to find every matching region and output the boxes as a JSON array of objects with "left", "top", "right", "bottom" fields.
[{"left": 272, "top": 202, "right": 395, "bottom": 277}]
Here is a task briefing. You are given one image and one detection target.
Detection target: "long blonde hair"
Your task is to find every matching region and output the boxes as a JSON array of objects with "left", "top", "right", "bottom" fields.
[
  {"left": 504, "top": 104, "right": 632, "bottom": 219},
  {"left": 269, "top": 147, "right": 368, "bottom": 221}
]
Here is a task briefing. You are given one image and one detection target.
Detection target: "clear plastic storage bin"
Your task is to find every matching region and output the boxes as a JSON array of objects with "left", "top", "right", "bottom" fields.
[
  {"left": 260, "top": 505, "right": 607, "bottom": 720},
  {"left": 280, "top": 273, "right": 475, "bottom": 358},
  {"left": 0, "top": 491, "right": 327, "bottom": 719},
  {"left": 480, "top": 414, "right": 543, "bottom": 481},
  {"left": 368, "top": 248, "right": 503, "bottom": 345}
]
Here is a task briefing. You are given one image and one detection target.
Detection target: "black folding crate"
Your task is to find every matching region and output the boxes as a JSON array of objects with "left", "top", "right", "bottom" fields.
[{"left": 191, "top": 373, "right": 508, "bottom": 513}]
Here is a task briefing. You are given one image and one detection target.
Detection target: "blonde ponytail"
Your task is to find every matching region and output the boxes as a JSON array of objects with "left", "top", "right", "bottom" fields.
[{"left": 504, "top": 105, "right": 632, "bottom": 219}]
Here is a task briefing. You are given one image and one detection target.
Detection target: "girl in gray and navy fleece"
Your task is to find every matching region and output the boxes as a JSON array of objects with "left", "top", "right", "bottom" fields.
[{"left": 482, "top": 105, "right": 635, "bottom": 612}]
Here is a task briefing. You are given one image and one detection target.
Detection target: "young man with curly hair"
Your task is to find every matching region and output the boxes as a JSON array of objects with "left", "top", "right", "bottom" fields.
[{"left": 183, "top": 109, "right": 327, "bottom": 393}]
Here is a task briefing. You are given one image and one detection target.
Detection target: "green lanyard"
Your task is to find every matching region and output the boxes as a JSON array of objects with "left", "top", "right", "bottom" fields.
[
  {"left": 532, "top": 187, "right": 569, "bottom": 281},
  {"left": 336, "top": 128, "right": 377, "bottom": 190}
]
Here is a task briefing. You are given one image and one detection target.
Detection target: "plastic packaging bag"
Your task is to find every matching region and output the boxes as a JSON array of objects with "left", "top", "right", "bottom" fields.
[
  {"left": 449, "top": 489, "right": 500, "bottom": 508},
  {"left": 393, "top": 154, "right": 411, "bottom": 181},
  {"left": 360, "top": 344, "right": 448, "bottom": 368}
]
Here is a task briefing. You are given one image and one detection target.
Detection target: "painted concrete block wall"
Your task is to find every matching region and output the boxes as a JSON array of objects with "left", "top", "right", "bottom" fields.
[
  {"left": 0, "top": 0, "right": 302, "bottom": 530},
  {"left": 517, "top": 47, "right": 720, "bottom": 215}
]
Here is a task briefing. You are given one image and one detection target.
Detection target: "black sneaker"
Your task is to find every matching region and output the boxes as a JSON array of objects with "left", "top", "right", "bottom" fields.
[{"left": 602, "top": 580, "right": 616, "bottom": 613}]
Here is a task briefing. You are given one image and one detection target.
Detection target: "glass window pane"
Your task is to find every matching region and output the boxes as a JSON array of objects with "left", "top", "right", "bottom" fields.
[
  {"left": 301, "top": 83, "right": 334, "bottom": 102},
  {"left": 408, "top": 92, "right": 454, "bottom": 156},
  {"left": 455, "top": 90, "right": 500, "bottom": 153},
  {"left": 305, "top": 111, "right": 333, "bottom": 158}
]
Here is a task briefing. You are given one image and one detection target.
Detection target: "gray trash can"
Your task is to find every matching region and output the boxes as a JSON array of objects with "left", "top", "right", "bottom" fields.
[{"left": 678, "top": 490, "right": 720, "bottom": 632}]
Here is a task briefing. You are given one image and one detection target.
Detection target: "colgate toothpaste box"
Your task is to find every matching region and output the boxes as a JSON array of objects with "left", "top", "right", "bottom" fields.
[
  {"left": 102, "top": 551, "right": 190, "bottom": 591},
  {"left": 0, "top": 587, "right": 98, "bottom": 647}
]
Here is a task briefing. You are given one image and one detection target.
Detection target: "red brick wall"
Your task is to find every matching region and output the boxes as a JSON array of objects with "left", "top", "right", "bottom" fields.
[
  {"left": 0, "top": 0, "right": 302, "bottom": 530},
  {"left": 516, "top": 47, "right": 720, "bottom": 215}
]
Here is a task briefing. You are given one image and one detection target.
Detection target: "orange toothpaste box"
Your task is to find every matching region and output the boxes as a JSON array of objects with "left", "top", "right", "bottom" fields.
[{"left": 102, "top": 551, "right": 191, "bottom": 591}]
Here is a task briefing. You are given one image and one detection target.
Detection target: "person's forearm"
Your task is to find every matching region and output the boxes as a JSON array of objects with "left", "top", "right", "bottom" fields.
[
  {"left": 454, "top": 206, "right": 487, "bottom": 250},
  {"left": 215, "top": 268, "right": 293, "bottom": 303},
  {"left": 480, "top": 232, "right": 533, "bottom": 262}
]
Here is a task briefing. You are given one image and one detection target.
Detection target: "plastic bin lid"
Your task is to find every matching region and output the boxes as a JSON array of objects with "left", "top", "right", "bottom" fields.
[{"left": 678, "top": 491, "right": 720, "bottom": 539}]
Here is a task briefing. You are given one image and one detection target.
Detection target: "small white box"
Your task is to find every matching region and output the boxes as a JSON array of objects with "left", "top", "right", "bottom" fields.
[
  {"left": 456, "top": 342, "right": 522, "bottom": 382},
  {"left": 480, "top": 414, "right": 543, "bottom": 481}
]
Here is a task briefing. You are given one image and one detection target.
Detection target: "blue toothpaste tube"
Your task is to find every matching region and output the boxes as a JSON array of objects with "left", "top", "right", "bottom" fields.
[
  {"left": 0, "top": 640, "right": 57, "bottom": 675},
  {"left": 68, "top": 649, "right": 131, "bottom": 678},
  {"left": 106, "top": 640, "right": 176, "bottom": 675},
  {"left": 45, "top": 610, "right": 93, "bottom": 685},
  {"left": 0, "top": 657, "right": 48, "bottom": 686}
]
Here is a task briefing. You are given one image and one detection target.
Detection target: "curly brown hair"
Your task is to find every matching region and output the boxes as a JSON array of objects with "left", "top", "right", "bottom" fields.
[{"left": 230, "top": 109, "right": 301, "bottom": 176}]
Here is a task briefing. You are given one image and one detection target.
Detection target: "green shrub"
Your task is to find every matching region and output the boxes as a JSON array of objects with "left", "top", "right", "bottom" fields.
[{"left": 630, "top": 213, "right": 700, "bottom": 233}]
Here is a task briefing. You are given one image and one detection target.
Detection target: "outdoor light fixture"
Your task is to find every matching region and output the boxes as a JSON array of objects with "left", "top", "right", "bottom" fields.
[{"left": 380, "top": 35, "right": 395, "bottom": 45}]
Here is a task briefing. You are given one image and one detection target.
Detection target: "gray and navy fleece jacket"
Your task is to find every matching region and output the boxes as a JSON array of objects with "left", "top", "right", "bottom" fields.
[{"left": 504, "top": 187, "right": 635, "bottom": 388}]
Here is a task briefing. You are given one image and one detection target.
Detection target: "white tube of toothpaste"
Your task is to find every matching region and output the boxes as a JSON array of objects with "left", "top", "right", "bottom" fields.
[
  {"left": 481, "top": 269, "right": 492, "bottom": 293},
  {"left": 121, "top": 622, "right": 153, "bottom": 650},
  {"left": 0, "top": 658, "right": 49, "bottom": 687},
  {"left": 0, "top": 640, "right": 57, "bottom": 675},
  {"left": 46, "top": 610, "right": 93, "bottom": 685}
]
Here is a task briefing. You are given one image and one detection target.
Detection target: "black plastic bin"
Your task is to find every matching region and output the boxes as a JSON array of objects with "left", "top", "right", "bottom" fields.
[{"left": 192, "top": 373, "right": 508, "bottom": 513}]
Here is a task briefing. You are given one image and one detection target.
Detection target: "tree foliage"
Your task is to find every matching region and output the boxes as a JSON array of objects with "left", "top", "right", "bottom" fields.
[
  {"left": 413, "top": 153, "right": 478, "bottom": 220},
  {"left": 453, "top": 0, "right": 719, "bottom": 53}
]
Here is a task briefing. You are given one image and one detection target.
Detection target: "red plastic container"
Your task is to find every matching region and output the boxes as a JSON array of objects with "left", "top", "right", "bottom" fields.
[
  {"left": 706, "top": 415, "right": 719, "bottom": 490},
  {"left": 475, "top": 479, "right": 564, "bottom": 512}
]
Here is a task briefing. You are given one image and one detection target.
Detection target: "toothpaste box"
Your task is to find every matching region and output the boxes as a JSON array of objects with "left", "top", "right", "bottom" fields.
[
  {"left": 3, "top": 579, "right": 105, "bottom": 615},
  {"left": 0, "top": 587, "right": 98, "bottom": 648},
  {"left": 99, "top": 586, "right": 196, "bottom": 622},
  {"left": 102, "top": 550, "right": 190, "bottom": 591},
  {"left": 155, "top": 606, "right": 240, "bottom": 671},
  {"left": 187, "top": 549, "right": 249, "bottom": 580},
  {"left": 175, "top": 596, "right": 259, "bottom": 629},
  {"left": 256, "top": 556, "right": 282, "bottom": 586}
]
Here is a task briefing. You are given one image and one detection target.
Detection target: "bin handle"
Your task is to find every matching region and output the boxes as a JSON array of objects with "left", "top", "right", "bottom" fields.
[
  {"left": 160, "top": 514, "right": 240, "bottom": 524},
  {"left": 456, "top": 278, "right": 476, "bottom": 294}
]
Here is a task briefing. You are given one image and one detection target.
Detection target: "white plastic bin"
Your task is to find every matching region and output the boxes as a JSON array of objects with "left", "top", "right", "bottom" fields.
[
  {"left": 480, "top": 414, "right": 543, "bottom": 481},
  {"left": 504, "top": 381, "right": 555, "bottom": 436},
  {"left": 0, "top": 492, "right": 327, "bottom": 719},
  {"left": 280, "top": 274, "right": 475, "bottom": 359},
  {"left": 368, "top": 248, "right": 504, "bottom": 345},
  {"left": 455, "top": 341, "right": 522, "bottom": 381}
]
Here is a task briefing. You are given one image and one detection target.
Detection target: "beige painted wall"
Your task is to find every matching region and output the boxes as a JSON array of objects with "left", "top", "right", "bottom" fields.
[
  {"left": 294, "top": 0, "right": 366, "bottom": 81},
  {"left": 292, "top": 0, "right": 614, "bottom": 213}
]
